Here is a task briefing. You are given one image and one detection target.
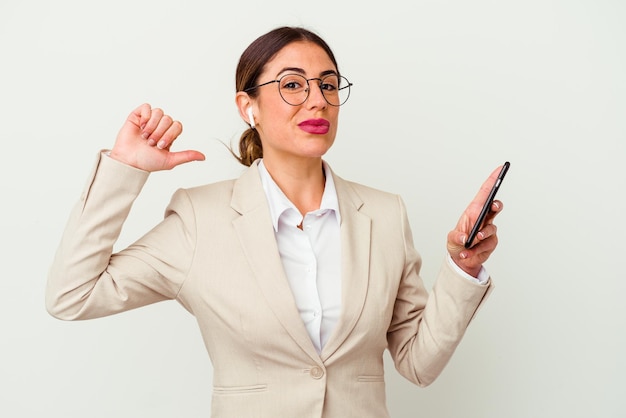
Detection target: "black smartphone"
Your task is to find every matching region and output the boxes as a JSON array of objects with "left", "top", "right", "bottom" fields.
[{"left": 464, "top": 161, "right": 510, "bottom": 249}]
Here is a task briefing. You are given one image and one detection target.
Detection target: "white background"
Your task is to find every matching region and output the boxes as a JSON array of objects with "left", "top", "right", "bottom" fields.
[{"left": 1, "top": 0, "right": 624, "bottom": 417}]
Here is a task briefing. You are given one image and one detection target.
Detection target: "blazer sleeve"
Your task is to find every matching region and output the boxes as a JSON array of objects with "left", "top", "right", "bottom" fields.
[
  {"left": 46, "top": 152, "right": 197, "bottom": 320},
  {"left": 386, "top": 195, "right": 492, "bottom": 387}
]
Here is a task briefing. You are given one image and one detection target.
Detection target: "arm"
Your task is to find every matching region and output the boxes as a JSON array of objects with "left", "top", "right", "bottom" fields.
[
  {"left": 46, "top": 104, "right": 205, "bottom": 320},
  {"left": 386, "top": 197, "right": 492, "bottom": 387},
  {"left": 46, "top": 153, "right": 202, "bottom": 320}
]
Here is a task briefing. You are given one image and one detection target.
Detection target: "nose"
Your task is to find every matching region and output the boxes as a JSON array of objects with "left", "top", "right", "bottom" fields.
[{"left": 306, "top": 79, "right": 327, "bottom": 108}]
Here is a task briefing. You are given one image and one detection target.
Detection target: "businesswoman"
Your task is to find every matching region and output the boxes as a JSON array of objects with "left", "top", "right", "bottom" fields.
[{"left": 47, "top": 26, "right": 504, "bottom": 418}]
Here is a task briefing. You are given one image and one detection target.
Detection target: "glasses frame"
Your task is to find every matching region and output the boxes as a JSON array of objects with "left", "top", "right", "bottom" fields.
[{"left": 244, "top": 73, "right": 352, "bottom": 107}]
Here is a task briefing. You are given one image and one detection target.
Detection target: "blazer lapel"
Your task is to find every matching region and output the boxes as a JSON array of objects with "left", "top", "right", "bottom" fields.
[
  {"left": 230, "top": 162, "right": 321, "bottom": 362},
  {"left": 321, "top": 173, "right": 371, "bottom": 361}
]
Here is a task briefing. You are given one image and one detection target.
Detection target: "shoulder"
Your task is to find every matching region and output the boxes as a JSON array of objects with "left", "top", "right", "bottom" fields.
[
  {"left": 185, "top": 178, "right": 237, "bottom": 198},
  {"left": 167, "top": 179, "right": 238, "bottom": 213}
]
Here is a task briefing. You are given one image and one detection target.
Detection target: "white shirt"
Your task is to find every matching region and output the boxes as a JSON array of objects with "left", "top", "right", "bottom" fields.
[
  {"left": 258, "top": 160, "right": 341, "bottom": 354},
  {"left": 257, "top": 159, "right": 488, "bottom": 354}
]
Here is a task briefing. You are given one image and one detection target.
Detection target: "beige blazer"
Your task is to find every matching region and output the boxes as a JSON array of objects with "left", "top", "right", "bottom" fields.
[{"left": 47, "top": 152, "right": 492, "bottom": 418}]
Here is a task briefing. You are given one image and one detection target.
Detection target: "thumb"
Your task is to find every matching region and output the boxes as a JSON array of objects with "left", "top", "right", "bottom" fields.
[{"left": 163, "top": 150, "right": 206, "bottom": 170}]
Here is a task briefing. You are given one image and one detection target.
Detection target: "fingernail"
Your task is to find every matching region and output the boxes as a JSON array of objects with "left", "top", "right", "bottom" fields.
[
  {"left": 142, "top": 132, "right": 149, "bottom": 139},
  {"left": 460, "top": 235, "right": 466, "bottom": 245},
  {"left": 478, "top": 232, "right": 485, "bottom": 239},
  {"left": 460, "top": 252, "right": 467, "bottom": 259},
  {"left": 147, "top": 139, "right": 156, "bottom": 146},
  {"left": 157, "top": 140, "right": 166, "bottom": 149}
]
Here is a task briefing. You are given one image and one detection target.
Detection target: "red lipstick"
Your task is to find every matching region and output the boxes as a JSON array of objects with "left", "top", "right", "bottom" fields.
[{"left": 298, "top": 118, "right": 330, "bottom": 134}]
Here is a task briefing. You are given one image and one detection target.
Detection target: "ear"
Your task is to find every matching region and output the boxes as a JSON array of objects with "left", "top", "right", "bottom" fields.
[{"left": 235, "top": 92, "right": 255, "bottom": 127}]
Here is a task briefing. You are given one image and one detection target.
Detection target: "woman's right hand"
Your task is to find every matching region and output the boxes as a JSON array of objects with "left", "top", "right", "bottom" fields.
[{"left": 109, "top": 103, "right": 205, "bottom": 172}]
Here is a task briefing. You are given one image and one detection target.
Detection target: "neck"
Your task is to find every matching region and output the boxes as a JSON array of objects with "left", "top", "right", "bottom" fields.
[{"left": 263, "top": 157, "right": 326, "bottom": 216}]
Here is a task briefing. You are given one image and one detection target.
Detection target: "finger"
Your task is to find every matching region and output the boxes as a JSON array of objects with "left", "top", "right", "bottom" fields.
[
  {"left": 475, "top": 223, "right": 498, "bottom": 245},
  {"left": 491, "top": 199, "right": 503, "bottom": 213},
  {"left": 482, "top": 200, "right": 504, "bottom": 226},
  {"left": 447, "top": 229, "right": 467, "bottom": 257},
  {"left": 469, "top": 165, "right": 505, "bottom": 212},
  {"left": 136, "top": 103, "right": 152, "bottom": 128},
  {"left": 141, "top": 107, "right": 164, "bottom": 141},
  {"left": 469, "top": 233, "right": 499, "bottom": 263},
  {"left": 147, "top": 114, "right": 173, "bottom": 147},
  {"left": 452, "top": 230, "right": 498, "bottom": 272},
  {"left": 156, "top": 120, "right": 183, "bottom": 150},
  {"left": 125, "top": 103, "right": 151, "bottom": 128}
]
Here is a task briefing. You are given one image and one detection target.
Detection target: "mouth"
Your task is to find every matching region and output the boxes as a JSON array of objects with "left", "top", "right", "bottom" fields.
[{"left": 298, "top": 118, "right": 330, "bottom": 135}]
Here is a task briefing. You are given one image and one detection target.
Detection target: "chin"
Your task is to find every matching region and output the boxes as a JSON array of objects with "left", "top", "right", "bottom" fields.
[
  {"left": 304, "top": 135, "right": 335, "bottom": 152},
  {"left": 302, "top": 143, "right": 334, "bottom": 158}
]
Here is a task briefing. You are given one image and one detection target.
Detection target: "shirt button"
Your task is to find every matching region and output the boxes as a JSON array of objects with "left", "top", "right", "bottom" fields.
[{"left": 310, "top": 366, "right": 324, "bottom": 379}]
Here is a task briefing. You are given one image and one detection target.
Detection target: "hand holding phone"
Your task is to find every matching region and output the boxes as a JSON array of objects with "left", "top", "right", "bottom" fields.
[{"left": 464, "top": 161, "right": 510, "bottom": 248}]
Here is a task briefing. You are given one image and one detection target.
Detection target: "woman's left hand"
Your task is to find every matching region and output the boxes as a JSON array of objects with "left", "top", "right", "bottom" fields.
[{"left": 447, "top": 164, "right": 505, "bottom": 277}]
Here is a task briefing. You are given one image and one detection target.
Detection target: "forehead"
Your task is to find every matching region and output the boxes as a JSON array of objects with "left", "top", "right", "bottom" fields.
[{"left": 263, "top": 41, "right": 336, "bottom": 77}]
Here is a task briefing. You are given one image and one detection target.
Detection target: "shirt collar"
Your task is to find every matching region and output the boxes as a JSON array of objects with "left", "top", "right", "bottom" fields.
[{"left": 257, "top": 159, "right": 341, "bottom": 232}]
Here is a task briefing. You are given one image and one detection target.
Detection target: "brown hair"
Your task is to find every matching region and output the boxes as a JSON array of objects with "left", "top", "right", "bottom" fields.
[{"left": 232, "top": 26, "right": 340, "bottom": 166}]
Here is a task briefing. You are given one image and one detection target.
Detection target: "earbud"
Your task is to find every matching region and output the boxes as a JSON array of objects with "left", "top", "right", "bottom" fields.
[{"left": 247, "top": 107, "right": 255, "bottom": 129}]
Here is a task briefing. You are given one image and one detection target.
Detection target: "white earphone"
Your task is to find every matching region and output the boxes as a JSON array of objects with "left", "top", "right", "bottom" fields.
[{"left": 247, "top": 107, "right": 255, "bottom": 129}]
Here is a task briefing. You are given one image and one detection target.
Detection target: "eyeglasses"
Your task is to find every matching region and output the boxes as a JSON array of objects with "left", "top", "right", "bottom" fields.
[{"left": 244, "top": 73, "right": 352, "bottom": 107}]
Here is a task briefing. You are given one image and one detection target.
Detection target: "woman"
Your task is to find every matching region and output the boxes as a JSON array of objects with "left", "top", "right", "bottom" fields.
[{"left": 47, "top": 26, "right": 503, "bottom": 418}]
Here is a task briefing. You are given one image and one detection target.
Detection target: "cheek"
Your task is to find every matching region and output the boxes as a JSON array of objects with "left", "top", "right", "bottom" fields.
[
  {"left": 257, "top": 95, "right": 289, "bottom": 122},
  {"left": 328, "top": 112, "right": 340, "bottom": 136}
]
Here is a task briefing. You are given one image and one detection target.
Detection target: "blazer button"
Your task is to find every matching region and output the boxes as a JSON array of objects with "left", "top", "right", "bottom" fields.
[{"left": 310, "top": 366, "right": 324, "bottom": 379}]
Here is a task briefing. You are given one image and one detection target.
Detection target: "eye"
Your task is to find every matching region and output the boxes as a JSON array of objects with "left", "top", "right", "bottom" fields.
[
  {"left": 280, "top": 75, "right": 306, "bottom": 91},
  {"left": 320, "top": 76, "right": 339, "bottom": 92}
]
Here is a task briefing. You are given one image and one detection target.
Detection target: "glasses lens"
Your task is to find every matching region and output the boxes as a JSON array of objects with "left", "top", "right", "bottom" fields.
[
  {"left": 277, "top": 74, "right": 352, "bottom": 106},
  {"left": 320, "top": 75, "right": 351, "bottom": 106},
  {"left": 278, "top": 74, "right": 309, "bottom": 106}
]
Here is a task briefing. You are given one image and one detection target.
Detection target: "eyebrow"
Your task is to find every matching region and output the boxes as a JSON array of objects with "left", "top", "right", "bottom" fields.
[{"left": 276, "top": 67, "right": 338, "bottom": 78}]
